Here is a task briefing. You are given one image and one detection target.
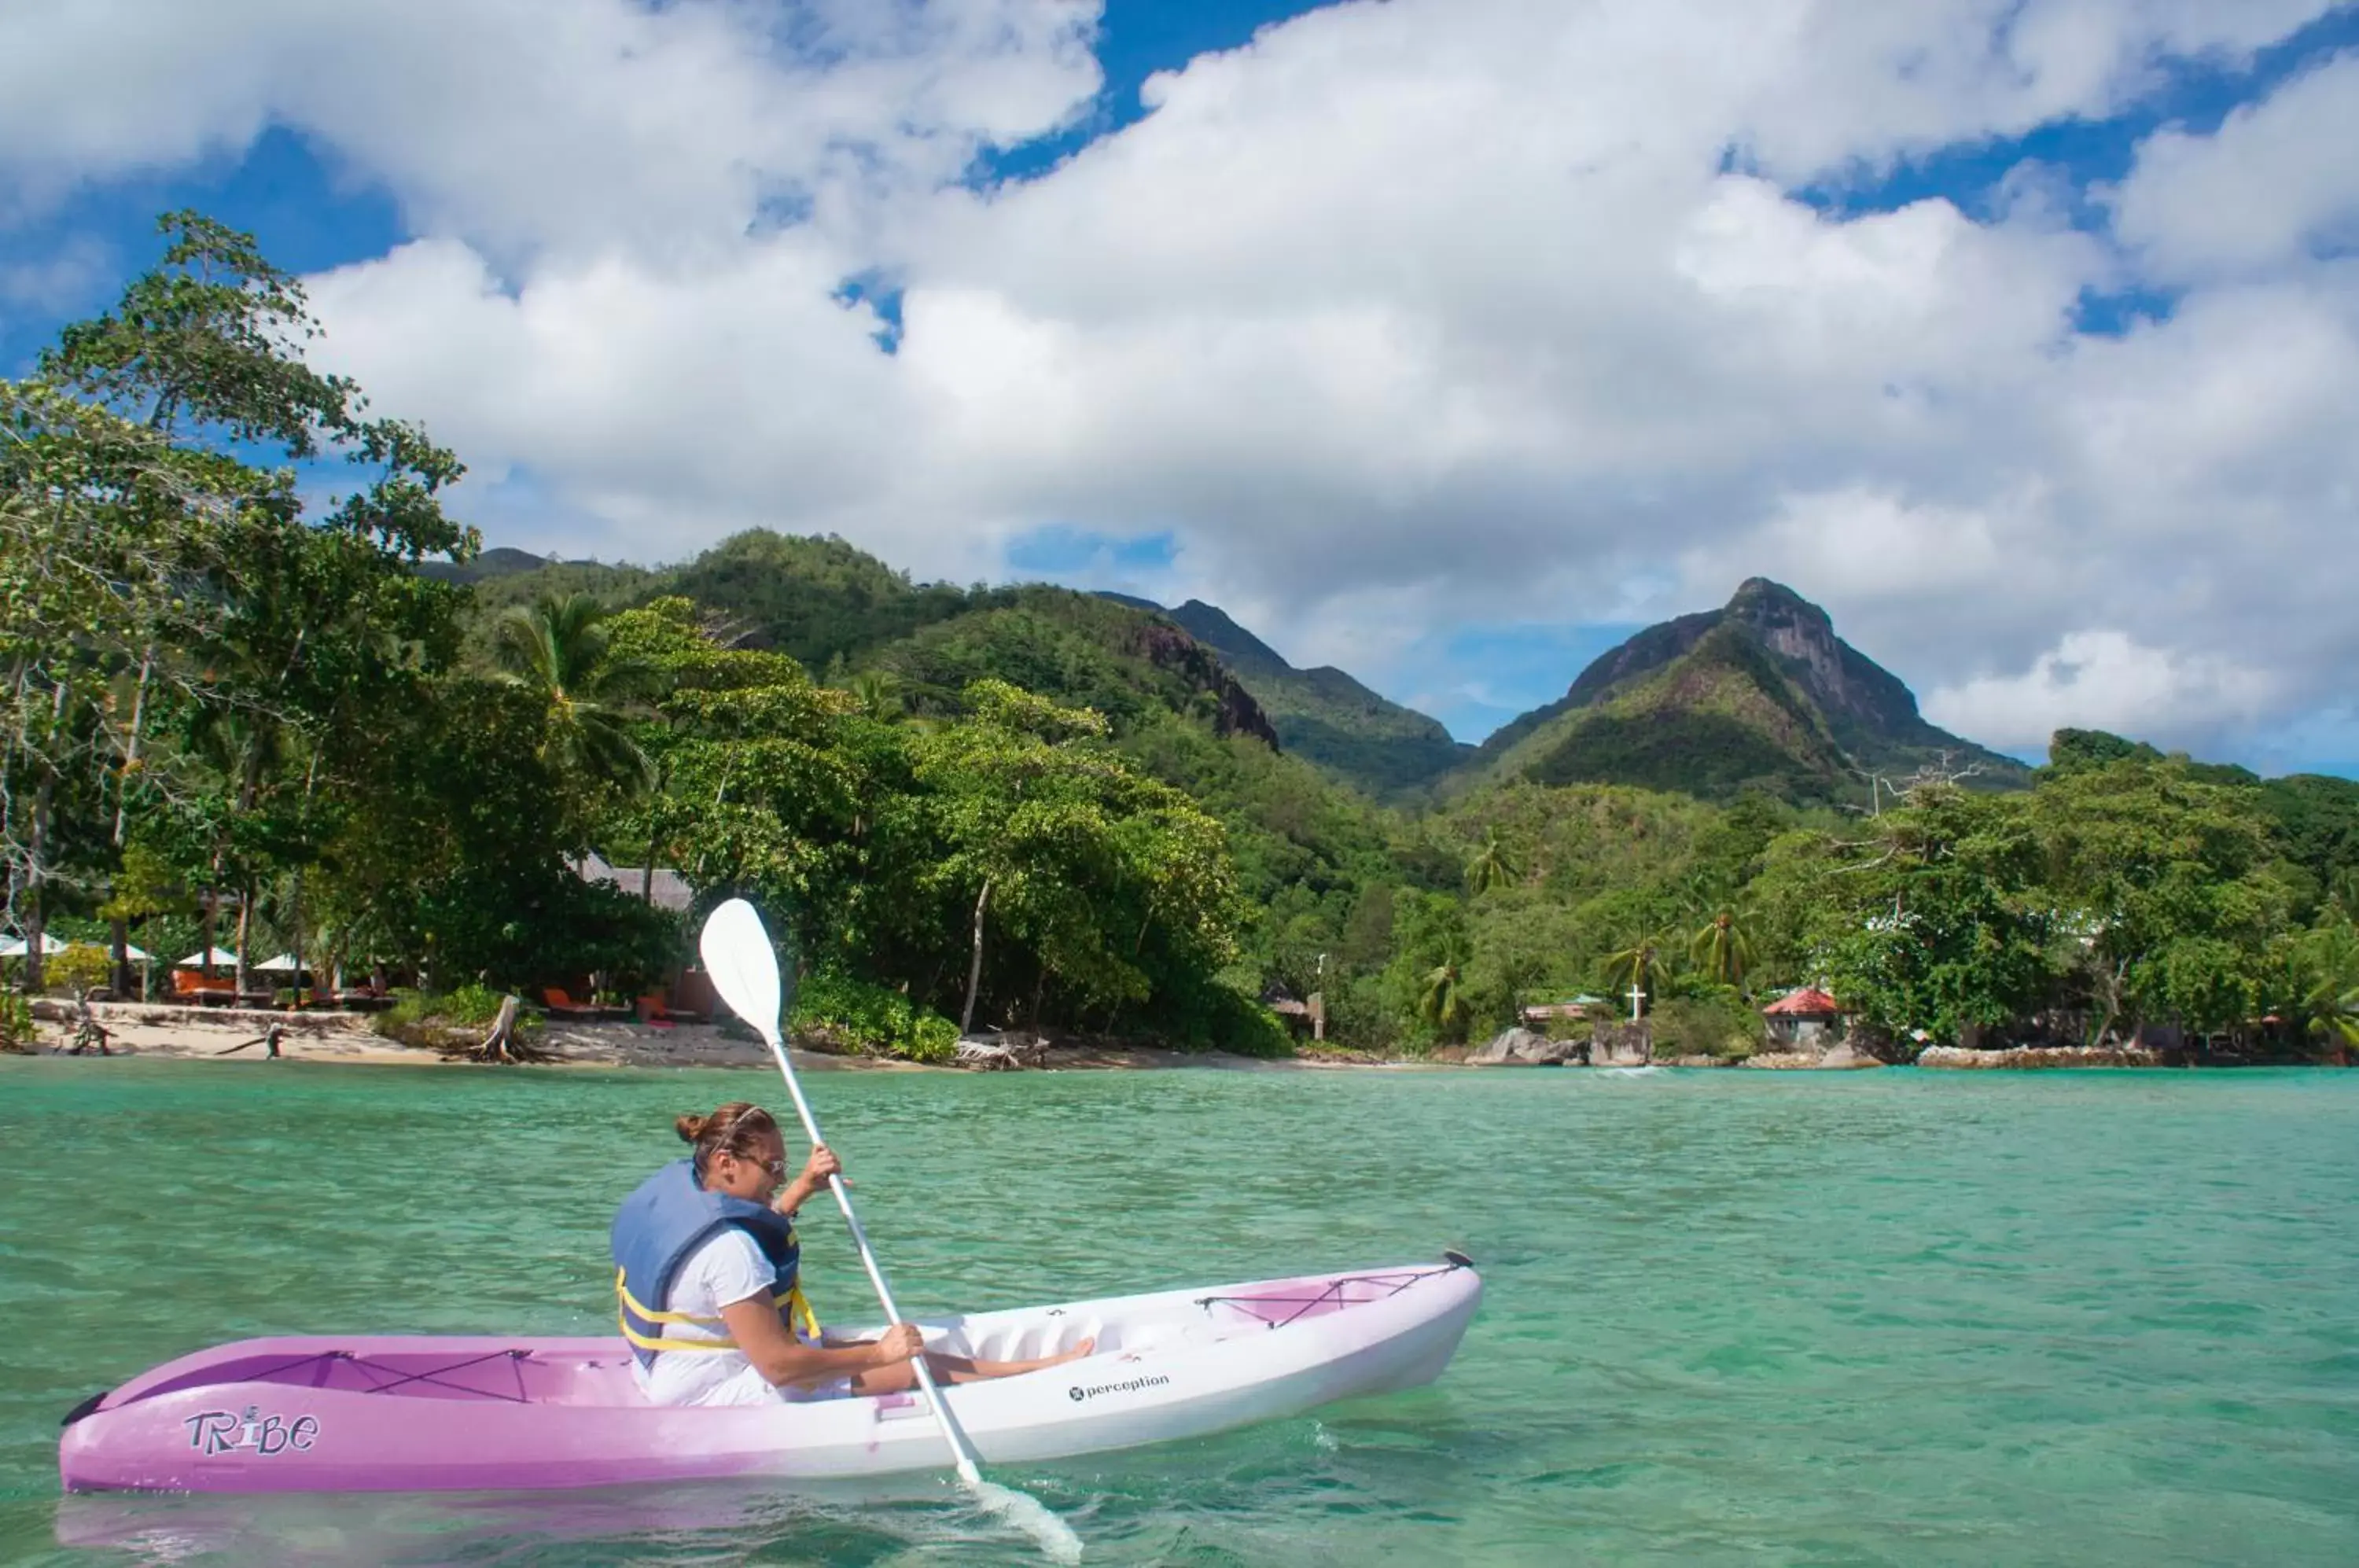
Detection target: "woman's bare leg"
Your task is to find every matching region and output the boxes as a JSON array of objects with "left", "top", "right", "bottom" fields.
[{"left": 848, "top": 1336, "right": 1095, "bottom": 1397}]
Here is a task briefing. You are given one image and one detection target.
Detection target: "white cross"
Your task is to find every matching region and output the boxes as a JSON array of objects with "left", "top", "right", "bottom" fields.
[{"left": 1627, "top": 981, "right": 1647, "bottom": 1021}]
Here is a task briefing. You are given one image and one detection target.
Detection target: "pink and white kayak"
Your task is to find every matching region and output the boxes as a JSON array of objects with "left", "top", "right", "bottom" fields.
[{"left": 60, "top": 1257, "right": 1479, "bottom": 1493}]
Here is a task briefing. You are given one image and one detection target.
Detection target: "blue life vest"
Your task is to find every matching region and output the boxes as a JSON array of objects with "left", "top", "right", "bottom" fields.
[{"left": 610, "top": 1158, "right": 818, "bottom": 1367}]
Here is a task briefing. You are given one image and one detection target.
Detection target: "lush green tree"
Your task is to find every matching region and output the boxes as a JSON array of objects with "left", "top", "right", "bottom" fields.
[
  {"left": 1688, "top": 907, "right": 1756, "bottom": 991},
  {"left": 843, "top": 668, "right": 906, "bottom": 723},
  {"left": 1798, "top": 787, "right": 2053, "bottom": 1046},
  {"left": 2046, "top": 728, "right": 2164, "bottom": 776},
  {"left": 494, "top": 591, "right": 655, "bottom": 804},
  {"left": 1418, "top": 960, "right": 1470, "bottom": 1040},
  {"left": 2287, "top": 919, "right": 2359, "bottom": 1058},
  {"left": 2031, "top": 760, "right": 2287, "bottom": 1040},
  {"left": 1601, "top": 927, "right": 1676, "bottom": 1012},
  {"left": 3, "top": 212, "right": 470, "bottom": 990},
  {"left": 1464, "top": 826, "right": 1522, "bottom": 896}
]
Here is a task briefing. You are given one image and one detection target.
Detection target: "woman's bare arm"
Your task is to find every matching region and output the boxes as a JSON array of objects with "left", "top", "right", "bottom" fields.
[{"left": 717, "top": 1294, "right": 922, "bottom": 1388}]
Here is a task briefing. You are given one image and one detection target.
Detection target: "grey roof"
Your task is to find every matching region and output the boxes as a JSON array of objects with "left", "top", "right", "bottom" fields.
[{"left": 573, "top": 852, "right": 695, "bottom": 913}]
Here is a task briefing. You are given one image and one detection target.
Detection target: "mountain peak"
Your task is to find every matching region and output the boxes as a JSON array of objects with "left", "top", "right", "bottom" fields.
[
  {"left": 1726, "top": 576, "right": 1824, "bottom": 621},
  {"left": 1470, "top": 576, "right": 2029, "bottom": 802},
  {"left": 1166, "top": 599, "right": 1290, "bottom": 674}
]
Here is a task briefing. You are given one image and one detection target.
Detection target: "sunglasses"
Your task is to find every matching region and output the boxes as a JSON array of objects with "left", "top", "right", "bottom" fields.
[{"left": 731, "top": 1151, "right": 788, "bottom": 1181}]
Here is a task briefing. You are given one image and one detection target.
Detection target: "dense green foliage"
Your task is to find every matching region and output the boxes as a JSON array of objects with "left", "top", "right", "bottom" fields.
[
  {"left": 792, "top": 971, "right": 960, "bottom": 1064},
  {"left": 9, "top": 213, "right": 2355, "bottom": 1068}
]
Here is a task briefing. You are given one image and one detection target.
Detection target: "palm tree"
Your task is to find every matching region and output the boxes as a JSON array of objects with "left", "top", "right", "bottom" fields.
[
  {"left": 2295, "top": 923, "right": 2359, "bottom": 1060},
  {"left": 1419, "top": 961, "right": 1470, "bottom": 1040},
  {"left": 1464, "top": 826, "right": 1522, "bottom": 896},
  {"left": 845, "top": 668, "right": 904, "bottom": 723},
  {"left": 1603, "top": 928, "right": 1674, "bottom": 1014},
  {"left": 1689, "top": 908, "right": 1755, "bottom": 991},
  {"left": 494, "top": 593, "right": 653, "bottom": 796},
  {"left": 2305, "top": 973, "right": 2359, "bottom": 1056},
  {"left": 2327, "top": 869, "right": 2359, "bottom": 923}
]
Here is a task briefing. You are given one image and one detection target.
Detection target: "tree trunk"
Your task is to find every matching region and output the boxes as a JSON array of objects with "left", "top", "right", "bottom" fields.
[
  {"left": 111, "top": 918, "right": 132, "bottom": 999},
  {"left": 465, "top": 995, "right": 544, "bottom": 1063},
  {"left": 234, "top": 891, "right": 252, "bottom": 999},
  {"left": 201, "top": 888, "right": 217, "bottom": 977},
  {"left": 23, "top": 771, "right": 53, "bottom": 993},
  {"left": 959, "top": 878, "right": 993, "bottom": 1036},
  {"left": 480, "top": 995, "right": 521, "bottom": 1061},
  {"left": 111, "top": 645, "right": 154, "bottom": 848},
  {"left": 289, "top": 871, "right": 304, "bottom": 1008}
]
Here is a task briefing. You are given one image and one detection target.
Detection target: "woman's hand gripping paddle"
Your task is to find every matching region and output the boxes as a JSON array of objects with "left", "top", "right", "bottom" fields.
[{"left": 697, "top": 899, "right": 1083, "bottom": 1563}]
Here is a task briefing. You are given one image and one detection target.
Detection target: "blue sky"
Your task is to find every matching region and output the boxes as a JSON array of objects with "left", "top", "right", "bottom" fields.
[{"left": 5, "top": 1, "right": 2357, "bottom": 771}]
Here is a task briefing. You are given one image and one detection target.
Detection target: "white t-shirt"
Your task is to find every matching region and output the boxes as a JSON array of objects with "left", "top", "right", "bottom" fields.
[{"left": 632, "top": 1228, "right": 789, "bottom": 1407}]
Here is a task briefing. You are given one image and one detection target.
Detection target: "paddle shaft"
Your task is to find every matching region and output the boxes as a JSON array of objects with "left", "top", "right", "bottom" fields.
[{"left": 755, "top": 1025, "right": 987, "bottom": 1486}]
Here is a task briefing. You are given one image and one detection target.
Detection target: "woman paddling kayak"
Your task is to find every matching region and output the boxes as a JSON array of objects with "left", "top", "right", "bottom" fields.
[{"left": 612, "top": 1101, "right": 1093, "bottom": 1407}]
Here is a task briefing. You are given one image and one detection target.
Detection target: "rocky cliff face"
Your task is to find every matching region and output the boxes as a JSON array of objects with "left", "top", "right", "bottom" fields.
[
  {"left": 1101, "top": 594, "right": 1471, "bottom": 796},
  {"left": 1721, "top": 579, "right": 1922, "bottom": 734},
  {"left": 1117, "top": 616, "right": 1283, "bottom": 748}
]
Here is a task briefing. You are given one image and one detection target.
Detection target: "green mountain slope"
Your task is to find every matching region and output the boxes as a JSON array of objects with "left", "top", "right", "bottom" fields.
[
  {"left": 869, "top": 587, "right": 1279, "bottom": 745},
  {"left": 414, "top": 545, "right": 567, "bottom": 584},
  {"left": 1470, "top": 579, "right": 2028, "bottom": 804},
  {"left": 443, "top": 532, "right": 1280, "bottom": 746},
  {"left": 1102, "top": 595, "right": 1470, "bottom": 797}
]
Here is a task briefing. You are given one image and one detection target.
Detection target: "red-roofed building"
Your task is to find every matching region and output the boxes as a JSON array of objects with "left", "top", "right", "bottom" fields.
[{"left": 1763, "top": 987, "right": 1844, "bottom": 1046}]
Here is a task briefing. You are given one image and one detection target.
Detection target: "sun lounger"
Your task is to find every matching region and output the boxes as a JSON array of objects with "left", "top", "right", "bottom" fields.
[
  {"left": 171, "top": 972, "right": 238, "bottom": 1007},
  {"left": 540, "top": 986, "right": 602, "bottom": 1020}
]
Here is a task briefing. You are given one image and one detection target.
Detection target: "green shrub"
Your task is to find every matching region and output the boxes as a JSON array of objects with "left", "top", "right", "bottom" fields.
[
  {"left": 439, "top": 983, "right": 515, "bottom": 1026},
  {"left": 0, "top": 992, "right": 35, "bottom": 1053},
  {"left": 372, "top": 985, "right": 539, "bottom": 1047},
  {"left": 374, "top": 988, "right": 433, "bottom": 1034},
  {"left": 791, "top": 971, "right": 959, "bottom": 1063},
  {"left": 1650, "top": 988, "right": 1760, "bottom": 1060},
  {"left": 46, "top": 944, "right": 115, "bottom": 996}
]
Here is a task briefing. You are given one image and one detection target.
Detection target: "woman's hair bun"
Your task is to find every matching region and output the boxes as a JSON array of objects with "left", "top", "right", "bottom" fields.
[{"left": 675, "top": 1112, "right": 708, "bottom": 1143}]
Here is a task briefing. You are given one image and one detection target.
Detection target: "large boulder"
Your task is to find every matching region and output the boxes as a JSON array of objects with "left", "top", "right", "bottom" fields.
[
  {"left": 1591, "top": 1021, "right": 1653, "bottom": 1066},
  {"left": 1469, "top": 1027, "right": 1584, "bottom": 1066}
]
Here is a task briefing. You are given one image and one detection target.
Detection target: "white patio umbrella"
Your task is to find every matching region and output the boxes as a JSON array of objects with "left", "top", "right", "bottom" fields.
[
  {"left": 254, "top": 953, "right": 304, "bottom": 973},
  {"left": 0, "top": 933, "right": 69, "bottom": 958},
  {"left": 175, "top": 947, "right": 241, "bottom": 969}
]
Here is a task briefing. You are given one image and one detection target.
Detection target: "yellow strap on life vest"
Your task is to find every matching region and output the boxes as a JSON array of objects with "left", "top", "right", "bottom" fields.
[{"left": 615, "top": 1269, "right": 821, "bottom": 1353}]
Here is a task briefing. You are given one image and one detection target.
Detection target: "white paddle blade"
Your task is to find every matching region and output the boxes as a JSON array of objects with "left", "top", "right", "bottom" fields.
[{"left": 699, "top": 898, "right": 783, "bottom": 1040}]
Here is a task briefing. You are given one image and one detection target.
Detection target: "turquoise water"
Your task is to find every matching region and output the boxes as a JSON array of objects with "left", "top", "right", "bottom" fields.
[{"left": 3, "top": 1058, "right": 2356, "bottom": 1566}]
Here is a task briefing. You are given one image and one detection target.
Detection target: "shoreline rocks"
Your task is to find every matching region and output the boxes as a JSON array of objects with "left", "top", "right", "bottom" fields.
[
  {"left": 1743, "top": 1043, "right": 1882, "bottom": 1069},
  {"left": 1917, "top": 1043, "right": 2163, "bottom": 1069},
  {"left": 1467, "top": 1027, "right": 1586, "bottom": 1066}
]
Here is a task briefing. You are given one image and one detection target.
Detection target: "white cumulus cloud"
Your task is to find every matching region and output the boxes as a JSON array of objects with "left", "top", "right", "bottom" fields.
[
  {"left": 2111, "top": 48, "right": 2359, "bottom": 279},
  {"left": 1923, "top": 630, "right": 2277, "bottom": 753},
  {"left": 5, "top": 0, "right": 2358, "bottom": 761}
]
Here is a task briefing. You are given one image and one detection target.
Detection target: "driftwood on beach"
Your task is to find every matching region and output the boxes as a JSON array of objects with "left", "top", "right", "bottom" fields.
[
  {"left": 448, "top": 995, "right": 555, "bottom": 1064},
  {"left": 955, "top": 1034, "right": 1049, "bottom": 1070}
]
